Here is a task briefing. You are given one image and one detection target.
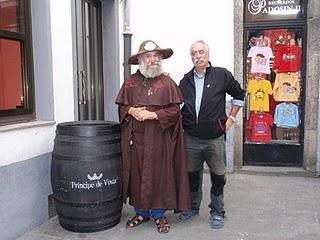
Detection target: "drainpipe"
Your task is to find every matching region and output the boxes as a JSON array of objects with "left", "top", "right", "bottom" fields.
[
  {"left": 317, "top": 97, "right": 320, "bottom": 176},
  {"left": 122, "top": 0, "right": 132, "bottom": 80}
]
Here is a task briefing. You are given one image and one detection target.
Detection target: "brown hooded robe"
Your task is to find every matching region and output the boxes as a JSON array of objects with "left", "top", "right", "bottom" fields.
[{"left": 115, "top": 71, "right": 191, "bottom": 211}]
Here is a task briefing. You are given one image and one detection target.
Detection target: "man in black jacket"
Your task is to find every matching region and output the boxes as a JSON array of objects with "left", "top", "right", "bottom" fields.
[{"left": 178, "top": 40, "right": 245, "bottom": 229}]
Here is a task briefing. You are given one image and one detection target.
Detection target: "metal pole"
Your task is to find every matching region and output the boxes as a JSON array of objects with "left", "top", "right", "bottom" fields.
[
  {"left": 123, "top": 32, "right": 132, "bottom": 80},
  {"left": 122, "top": 0, "right": 132, "bottom": 80}
]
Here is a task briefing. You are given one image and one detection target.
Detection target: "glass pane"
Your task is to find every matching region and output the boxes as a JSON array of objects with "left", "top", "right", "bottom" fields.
[
  {"left": 0, "top": 0, "right": 19, "bottom": 32},
  {"left": 244, "top": 28, "right": 303, "bottom": 144},
  {"left": 0, "top": 38, "right": 23, "bottom": 110}
]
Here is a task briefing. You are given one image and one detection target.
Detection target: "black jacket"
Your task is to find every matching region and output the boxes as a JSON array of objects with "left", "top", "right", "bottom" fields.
[{"left": 179, "top": 65, "right": 245, "bottom": 139}]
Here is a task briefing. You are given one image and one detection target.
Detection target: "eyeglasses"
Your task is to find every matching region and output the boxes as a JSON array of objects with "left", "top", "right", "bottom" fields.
[{"left": 191, "top": 50, "right": 207, "bottom": 57}]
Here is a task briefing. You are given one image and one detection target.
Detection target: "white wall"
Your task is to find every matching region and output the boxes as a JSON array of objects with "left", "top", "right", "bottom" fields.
[
  {"left": 50, "top": 0, "right": 75, "bottom": 123},
  {"left": 130, "top": 0, "right": 234, "bottom": 82},
  {"left": 0, "top": 123, "right": 55, "bottom": 167}
]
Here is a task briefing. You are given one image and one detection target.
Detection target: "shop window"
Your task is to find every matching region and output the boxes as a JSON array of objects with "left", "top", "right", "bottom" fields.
[
  {"left": 0, "top": 0, "right": 34, "bottom": 124},
  {"left": 244, "top": 28, "right": 303, "bottom": 144}
]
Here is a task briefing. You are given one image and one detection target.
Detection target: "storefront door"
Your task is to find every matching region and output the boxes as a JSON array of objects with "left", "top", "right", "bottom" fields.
[
  {"left": 75, "top": 0, "right": 104, "bottom": 120},
  {"left": 242, "top": 0, "right": 307, "bottom": 166}
]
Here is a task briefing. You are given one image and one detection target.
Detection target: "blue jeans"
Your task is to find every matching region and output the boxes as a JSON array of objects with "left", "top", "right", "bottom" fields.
[
  {"left": 184, "top": 133, "right": 226, "bottom": 217},
  {"left": 134, "top": 208, "right": 166, "bottom": 219}
]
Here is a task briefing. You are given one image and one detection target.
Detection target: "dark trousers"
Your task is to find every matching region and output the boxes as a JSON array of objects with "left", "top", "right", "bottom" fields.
[{"left": 184, "top": 133, "right": 226, "bottom": 216}]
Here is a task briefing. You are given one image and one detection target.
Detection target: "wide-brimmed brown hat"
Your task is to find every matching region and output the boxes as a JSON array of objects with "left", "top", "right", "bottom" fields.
[{"left": 128, "top": 40, "right": 173, "bottom": 65}]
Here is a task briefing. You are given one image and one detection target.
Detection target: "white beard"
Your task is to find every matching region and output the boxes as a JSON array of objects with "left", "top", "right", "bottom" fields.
[{"left": 139, "top": 61, "right": 163, "bottom": 78}]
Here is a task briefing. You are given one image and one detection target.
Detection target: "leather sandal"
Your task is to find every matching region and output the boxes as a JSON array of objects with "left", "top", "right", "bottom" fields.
[
  {"left": 155, "top": 217, "right": 170, "bottom": 234},
  {"left": 126, "top": 214, "right": 150, "bottom": 228}
]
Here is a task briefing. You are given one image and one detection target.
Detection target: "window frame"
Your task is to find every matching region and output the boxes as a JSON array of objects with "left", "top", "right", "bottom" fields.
[{"left": 0, "top": 0, "right": 35, "bottom": 125}]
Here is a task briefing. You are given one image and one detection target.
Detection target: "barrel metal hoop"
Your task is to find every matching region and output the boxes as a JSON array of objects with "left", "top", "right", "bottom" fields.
[
  {"left": 58, "top": 213, "right": 121, "bottom": 225},
  {"left": 54, "top": 195, "right": 122, "bottom": 207},
  {"left": 52, "top": 152, "right": 121, "bottom": 162},
  {"left": 54, "top": 137, "right": 120, "bottom": 145},
  {"left": 56, "top": 128, "right": 120, "bottom": 137}
]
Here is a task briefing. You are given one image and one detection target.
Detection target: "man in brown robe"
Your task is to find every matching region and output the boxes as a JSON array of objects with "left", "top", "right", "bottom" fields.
[{"left": 115, "top": 40, "right": 191, "bottom": 234}]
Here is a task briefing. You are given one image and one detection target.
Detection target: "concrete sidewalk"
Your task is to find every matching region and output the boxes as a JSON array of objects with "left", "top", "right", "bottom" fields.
[{"left": 17, "top": 172, "right": 320, "bottom": 240}]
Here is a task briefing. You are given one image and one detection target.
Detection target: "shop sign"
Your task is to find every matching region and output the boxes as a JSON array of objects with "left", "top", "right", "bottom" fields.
[{"left": 245, "top": 0, "right": 304, "bottom": 21}]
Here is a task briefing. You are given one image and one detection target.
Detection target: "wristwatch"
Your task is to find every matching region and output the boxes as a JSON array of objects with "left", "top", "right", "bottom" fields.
[{"left": 228, "top": 115, "right": 236, "bottom": 122}]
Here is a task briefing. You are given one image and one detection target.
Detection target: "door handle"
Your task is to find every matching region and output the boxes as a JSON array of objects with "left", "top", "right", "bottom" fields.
[{"left": 78, "top": 70, "right": 87, "bottom": 104}]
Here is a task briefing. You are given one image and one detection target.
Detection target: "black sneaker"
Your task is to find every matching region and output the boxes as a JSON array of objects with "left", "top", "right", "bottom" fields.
[{"left": 177, "top": 211, "right": 199, "bottom": 223}]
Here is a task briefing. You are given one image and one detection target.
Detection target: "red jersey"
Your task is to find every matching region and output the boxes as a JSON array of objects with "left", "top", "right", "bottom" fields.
[
  {"left": 264, "top": 30, "right": 295, "bottom": 52},
  {"left": 273, "top": 45, "right": 301, "bottom": 73},
  {"left": 248, "top": 113, "right": 274, "bottom": 142}
]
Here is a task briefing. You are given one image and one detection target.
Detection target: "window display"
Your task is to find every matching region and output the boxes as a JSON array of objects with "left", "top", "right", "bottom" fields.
[{"left": 244, "top": 28, "right": 303, "bottom": 143}]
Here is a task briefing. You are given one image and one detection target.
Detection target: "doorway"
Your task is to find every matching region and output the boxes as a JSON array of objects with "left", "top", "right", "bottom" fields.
[
  {"left": 243, "top": 27, "right": 306, "bottom": 167},
  {"left": 75, "top": 0, "right": 104, "bottom": 120}
]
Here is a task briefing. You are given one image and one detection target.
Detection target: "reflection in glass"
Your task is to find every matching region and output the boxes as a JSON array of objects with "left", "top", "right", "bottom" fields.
[
  {"left": 0, "top": 0, "right": 19, "bottom": 32},
  {"left": 244, "top": 28, "right": 302, "bottom": 144},
  {"left": 0, "top": 38, "right": 23, "bottom": 110}
]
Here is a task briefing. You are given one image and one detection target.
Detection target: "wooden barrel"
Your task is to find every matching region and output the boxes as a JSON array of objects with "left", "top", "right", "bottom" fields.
[{"left": 51, "top": 121, "right": 122, "bottom": 232}]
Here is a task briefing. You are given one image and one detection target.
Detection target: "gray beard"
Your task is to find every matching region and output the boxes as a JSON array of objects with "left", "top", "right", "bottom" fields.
[{"left": 139, "top": 62, "right": 163, "bottom": 78}]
